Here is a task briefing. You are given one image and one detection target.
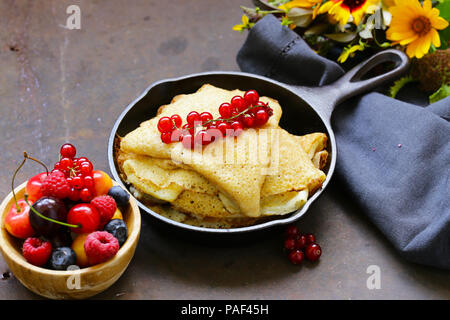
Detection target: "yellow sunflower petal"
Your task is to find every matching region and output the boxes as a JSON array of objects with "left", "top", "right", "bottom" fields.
[
  {"left": 432, "top": 17, "right": 449, "bottom": 30},
  {"left": 406, "top": 39, "right": 420, "bottom": 58},
  {"left": 242, "top": 15, "right": 249, "bottom": 25},
  {"left": 430, "top": 28, "right": 441, "bottom": 48}
]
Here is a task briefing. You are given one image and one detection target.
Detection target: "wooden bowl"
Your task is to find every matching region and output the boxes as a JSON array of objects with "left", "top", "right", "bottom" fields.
[{"left": 0, "top": 181, "right": 141, "bottom": 299}]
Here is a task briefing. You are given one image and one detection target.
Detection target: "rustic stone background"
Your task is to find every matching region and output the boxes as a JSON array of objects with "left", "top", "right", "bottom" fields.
[{"left": 0, "top": 0, "right": 448, "bottom": 299}]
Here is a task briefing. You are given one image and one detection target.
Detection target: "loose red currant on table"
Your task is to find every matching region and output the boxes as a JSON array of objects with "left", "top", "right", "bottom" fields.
[
  {"left": 305, "top": 243, "right": 322, "bottom": 261},
  {"left": 305, "top": 233, "right": 316, "bottom": 245},
  {"left": 285, "top": 225, "right": 300, "bottom": 238},
  {"left": 288, "top": 249, "right": 304, "bottom": 265}
]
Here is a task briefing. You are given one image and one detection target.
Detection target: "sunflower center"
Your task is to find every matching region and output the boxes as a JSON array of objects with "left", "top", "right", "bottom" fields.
[
  {"left": 341, "top": 0, "right": 367, "bottom": 12},
  {"left": 411, "top": 16, "right": 431, "bottom": 36}
]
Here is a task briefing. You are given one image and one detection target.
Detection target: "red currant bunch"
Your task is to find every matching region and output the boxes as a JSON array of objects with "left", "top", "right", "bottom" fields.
[
  {"left": 283, "top": 225, "right": 322, "bottom": 265},
  {"left": 53, "top": 143, "right": 95, "bottom": 202},
  {"left": 157, "top": 89, "right": 274, "bottom": 149}
]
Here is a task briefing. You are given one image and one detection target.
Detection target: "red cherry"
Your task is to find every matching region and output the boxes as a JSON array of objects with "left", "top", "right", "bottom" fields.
[
  {"left": 285, "top": 225, "right": 300, "bottom": 238},
  {"left": 284, "top": 238, "right": 296, "bottom": 251},
  {"left": 242, "top": 114, "right": 255, "bottom": 128},
  {"left": 67, "top": 203, "right": 100, "bottom": 234},
  {"left": 217, "top": 122, "right": 231, "bottom": 137},
  {"left": 170, "top": 114, "right": 182, "bottom": 128},
  {"left": 60, "top": 143, "right": 76, "bottom": 159},
  {"left": 288, "top": 250, "right": 304, "bottom": 265},
  {"left": 294, "top": 235, "right": 307, "bottom": 249},
  {"left": 79, "top": 188, "right": 93, "bottom": 202},
  {"left": 254, "top": 109, "right": 269, "bottom": 126},
  {"left": 200, "top": 112, "right": 213, "bottom": 124},
  {"left": 219, "top": 103, "right": 233, "bottom": 119},
  {"left": 59, "top": 157, "right": 73, "bottom": 171},
  {"left": 230, "top": 121, "right": 243, "bottom": 136},
  {"left": 186, "top": 111, "right": 201, "bottom": 126},
  {"left": 231, "top": 96, "right": 248, "bottom": 112},
  {"left": 160, "top": 131, "right": 172, "bottom": 144},
  {"left": 304, "top": 243, "right": 322, "bottom": 261},
  {"left": 157, "top": 117, "right": 173, "bottom": 133},
  {"left": 4, "top": 199, "right": 35, "bottom": 239},
  {"left": 244, "top": 90, "right": 259, "bottom": 106},
  {"left": 25, "top": 172, "right": 48, "bottom": 202},
  {"left": 182, "top": 133, "right": 195, "bottom": 149},
  {"left": 305, "top": 233, "right": 316, "bottom": 245}
]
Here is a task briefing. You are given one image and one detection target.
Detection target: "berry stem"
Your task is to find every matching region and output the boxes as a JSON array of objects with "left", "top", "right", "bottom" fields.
[
  {"left": 11, "top": 156, "right": 27, "bottom": 213},
  {"left": 24, "top": 194, "right": 80, "bottom": 229},
  {"left": 23, "top": 152, "right": 49, "bottom": 175}
]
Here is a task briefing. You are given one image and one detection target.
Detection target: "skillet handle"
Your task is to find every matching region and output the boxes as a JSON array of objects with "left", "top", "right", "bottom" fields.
[{"left": 294, "top": 49, "right": 410, "bottom": 121}]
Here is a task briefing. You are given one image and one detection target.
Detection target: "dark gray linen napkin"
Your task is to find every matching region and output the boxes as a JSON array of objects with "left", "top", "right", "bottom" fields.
[{"left": 237, "top": 14, "right": 450, "bottom": 270}]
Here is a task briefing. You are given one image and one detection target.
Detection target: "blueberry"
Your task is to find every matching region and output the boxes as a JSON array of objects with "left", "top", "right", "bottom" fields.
[
  {"left": 50, "top": 247, "right": 77, "bottom": 270},
  {"left": 104, "top": 219, "right": 128, "bottom": 246},
  {"left": 107, "top": 186, "right": 130, "bottom": 208}
]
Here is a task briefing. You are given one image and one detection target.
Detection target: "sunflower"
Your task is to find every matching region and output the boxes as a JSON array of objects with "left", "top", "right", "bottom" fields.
[
  {"left": 318, "top": 0, "right": 380, "bottom": 26},
  {"left": 386, "top": 0, "right": 449, "bottom": 59},
  {"left": 280, "top": 0, "right": 323, "bottom": 18}
]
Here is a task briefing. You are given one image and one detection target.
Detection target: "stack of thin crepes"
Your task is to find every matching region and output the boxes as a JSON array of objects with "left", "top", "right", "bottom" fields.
[{"left": 116, "top": 84, "right": 329, "bottom": 228}]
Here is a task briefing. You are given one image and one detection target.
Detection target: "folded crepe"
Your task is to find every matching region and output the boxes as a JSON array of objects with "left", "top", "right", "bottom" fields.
[{"left": 117, "top": 84, "right": 328, "bottom": 226}]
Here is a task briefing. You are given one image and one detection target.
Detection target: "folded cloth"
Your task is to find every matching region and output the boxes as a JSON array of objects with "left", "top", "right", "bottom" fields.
[{"left": 237, "top": 14, "right": 450, "bottom": 270}]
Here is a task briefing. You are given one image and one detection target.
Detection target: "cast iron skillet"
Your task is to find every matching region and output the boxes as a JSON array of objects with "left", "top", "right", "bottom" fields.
[{"left": 108, "top": 49, "right": 409, "bottom": 235}]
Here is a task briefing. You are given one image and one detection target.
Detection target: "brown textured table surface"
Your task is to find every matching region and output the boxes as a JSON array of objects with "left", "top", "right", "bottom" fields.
[{"left": 0, "top": 0, "right": 449, "bottom": 300}]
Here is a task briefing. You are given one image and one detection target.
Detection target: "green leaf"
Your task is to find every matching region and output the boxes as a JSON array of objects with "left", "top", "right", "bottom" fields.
[
  {"left": 389, "top": 75, "right": 416, "bottom": 98},
  {"left": 305, "top": 23, "right": 329, "bottom": 36},
  {"left": 429, "top": 84, "right": 450, "bottom": 103},
  {"left": 436, "top": 1, "right": 450, "bottom": 49}
]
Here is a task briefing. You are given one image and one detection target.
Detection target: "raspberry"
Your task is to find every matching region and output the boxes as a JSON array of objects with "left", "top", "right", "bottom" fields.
[
  {"left": 84, "top": 231, "right": 119, "bottom": 265},
  {"left": 91, "top": 195, "right": 117, "bottom": 228},
  {"left": 41, "top": 171, "right": 70, "bottom": 199},
  {"left": 22, "top": 237, "right": 52, "bottom": 266}
]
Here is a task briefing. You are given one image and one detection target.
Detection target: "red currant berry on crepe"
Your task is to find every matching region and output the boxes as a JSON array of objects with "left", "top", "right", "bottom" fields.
[
  {"left": 22, "top": 237, "right": 52, "bottom": 267},
  {"left": 170, "top": 114, "right": 182, "bottom": 128},
  {"left": 4, "top": 199, "right": 35, "bottom": 239},
  {"left": 182, "top": 123, "right": 194, "bottom": 135},
  {"left": 231, "top": 95, "right": 247, "bottom": 112},
  {"left": 219, "top": 102, "right": 232, "bottom": 119},
  {"left": 157, "top": 116, "right": 173, "bottom": 133},
  {"left": 288, "top": 249, "right": 304, "bottom": 265},
  {"left": 186, "top": 111, "right": 201, "bottom": 126},
  {"left": 160, "top": 131, "right": 172, "bottom": 144},
  {"left": 200, "top": 112, "right": 213, "bottom": 124},
  {"left": 171, "top": 128, "right": 184, "bottom": 142},
  {"left": 294, "top": 234, "right": 307, "bottom": 250},
  {"left": 244, "top": 90, "right": 259, "bottom": 106},
  {"left": 305, "top": 243, "right": 322, "bottom": 261},
  {"left": 230, "top": 121, "right": 243, "bottom": 136},
  {"left": 285, "top": 225, "right": 300, "bottom": 238},
  {"left": 217, "top": 122, "right": 231, "bottom": 137},
  {"left": 242, "top": 114, "right": 255, "bottom": 128},
  {"left": 305, "top": 233, "right": 316, "bottom": 245},
  {"left": 25, "top": 172, "right": 47, "bottom": 202},
  {"left": 59, "top": 157, "right": 73, "bottom": 171},
  {"left": 195, "top": 130, "right": 212, "bottom": 146},
  {"left": 80, "top": 188, "right": 93, "bottom": 202},
  {"left": 67, "top": 203, "right": 100, "bottom": 234},
  {"left": 182, "top": 133, "right": 195, "bottom": 149},
  {"left": 60, "top": 143, "right": 76, "bottom": 159},
  {"left": 230, "top": 109, "right": 239, "bottom": 118},
  {"left": 254, "top": 109, "right": 269, "bottom": 126}
]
